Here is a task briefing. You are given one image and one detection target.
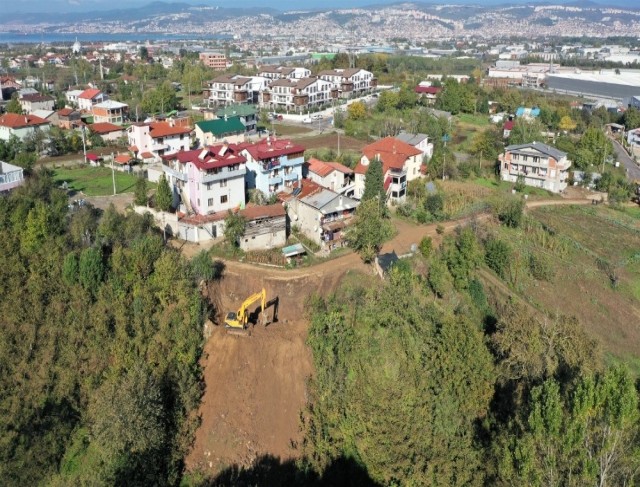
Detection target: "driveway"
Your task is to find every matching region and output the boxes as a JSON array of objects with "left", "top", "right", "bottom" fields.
[{"left": 608, "top": 136, "right": 640, "bottom": 181}]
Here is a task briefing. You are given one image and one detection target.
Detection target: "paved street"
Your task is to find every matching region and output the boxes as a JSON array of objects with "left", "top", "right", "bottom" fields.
[{"left": 609, "top": 136, "right": 640, "bottom": 181}]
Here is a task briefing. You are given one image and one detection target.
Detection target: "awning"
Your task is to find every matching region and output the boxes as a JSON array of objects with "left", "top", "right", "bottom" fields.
[
  {"left": 322, "top": 221, "right": 345, "bottom": 232},
  {"left": 86, "top": 153, "right": 99, "bottom": 161},
  {"left": 281, "top": 243, "right": 306, "bottom": 258}
]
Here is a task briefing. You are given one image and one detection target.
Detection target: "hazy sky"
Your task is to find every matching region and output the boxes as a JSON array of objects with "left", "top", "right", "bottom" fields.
[
  {"left": 7, "top": 0, "right": 608, "bottom": 12},
  {"left": 7, "top": 0, "right": 608, "bottom": 13}
]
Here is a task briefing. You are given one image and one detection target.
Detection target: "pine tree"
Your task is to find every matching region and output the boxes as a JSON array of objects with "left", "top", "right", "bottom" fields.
[
  {"left": 6, "top": 93, "right": 23, "bottom": 114},
  {"left": 361, "top": 157, "right": 384, "bottom": 203},
  {"left": 134, "top": 175, "right": 148, "bottom": 206},
  {"left": 155, "top": 174, "right": 172, "bottom": 212}
]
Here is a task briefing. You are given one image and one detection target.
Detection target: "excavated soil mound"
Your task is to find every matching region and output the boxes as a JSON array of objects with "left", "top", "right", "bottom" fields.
[{"left": 186, "top": 262, "right": 364, "bottom": 475}]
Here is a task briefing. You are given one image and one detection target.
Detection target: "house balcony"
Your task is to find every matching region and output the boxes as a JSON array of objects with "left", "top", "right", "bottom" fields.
[
  {"left": 262, "top": 91, "right": 272, "bottom": 102},
  {"left": 202, "top": 165, "right": 246, "bottom": 184},
  {"left": 233, "top": 90, "right": 249, "bottom": 102},
  {"left": 280, "top": 158, "right": 302, "bottom": 168},
  {"left": 162, "top": 164, "right": 188, "bottom": 182},
  {"left": 293, "top": 94, "right": 309, "bottom": 106},
  {"left": 284, "top": 172, "right": 299, "bottom": 182},
  {"left": 340, "top": 81, "right": 354, "bottom": 92},
  {"left": 268, "top": 176, "right": 283, "bottom": 185}
]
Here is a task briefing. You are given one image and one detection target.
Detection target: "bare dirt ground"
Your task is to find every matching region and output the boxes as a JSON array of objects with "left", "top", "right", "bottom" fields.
[
  {"left": 291, "top": 133, "right": 367, "bottom": 151},
  {"left": 184, "top": 196, "right": 594, "bottom": 477},
  {"left": 186, "top": 258, "right": 369, "bottom": 475}
]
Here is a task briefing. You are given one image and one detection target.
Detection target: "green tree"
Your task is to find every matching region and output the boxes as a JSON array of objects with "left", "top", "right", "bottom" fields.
[
  {"left": 6, "top": 93, "right": 23, "bottom": 114},
  {"left": 191, "top": 250, "right": 223, "bottom": 283},
  {"left": 139, "top": 46, "right": 149, "bottom": 60},
  {"left": 558, "top": 115, "right": 577, "bottom": 132},
  {"left": 141, "top": 81, "right": 178, "bottom": 115},
  {"left": 223, "top": 210, "right": 246, "bottom": 248},
  {"left": 484, "top": 237, "right": 511, "bottom": 278},
  {"left": 347, "top": 101, "right": 367, "bottom": 120},
  {"left": 134, "top": 174, "right": 148, "bottom": 206},
  {"left": 492, "top": 195, "right": 525, "bottom": 228},
  {"left": 508, "top": 118, "right": 544, "bottom": 145},
  {"left": 361, "top": 158, "right": 385, "bottom": 203},
  {"left": 78, "top": 246, "right": 104, "bottom": 296},
  {"left": 155, "top": 174, "right": 172, "bottom": 212},
  {"left": 346, "top": 198, "right": 393, "bottom": 262},
  {"left": 621, "top": 107, "right": 640, "bottom": 131}
]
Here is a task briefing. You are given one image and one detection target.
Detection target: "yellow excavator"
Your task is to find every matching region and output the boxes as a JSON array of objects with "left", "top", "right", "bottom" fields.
[{"left": 224, "top": 288, "right": 267, "bottom": 330}]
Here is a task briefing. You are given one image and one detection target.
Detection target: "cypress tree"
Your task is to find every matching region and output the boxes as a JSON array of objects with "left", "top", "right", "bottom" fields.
[
  {"left": 361, "top": 157, "right": 385, "bottom": 203},
  {"left": 155, "top": 174, "right": 172, "bottom": 212}
]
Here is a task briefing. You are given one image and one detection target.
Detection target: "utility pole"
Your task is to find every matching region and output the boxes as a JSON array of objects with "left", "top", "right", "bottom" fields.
[
  {"left": 111, "top": 152, "right": 116, "bottom": 195},
  {"left": 81, "top": 126, "right": 87, "bottom": 164}
]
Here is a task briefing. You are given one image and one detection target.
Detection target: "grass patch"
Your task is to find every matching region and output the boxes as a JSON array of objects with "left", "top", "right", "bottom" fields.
[
  {"left": 270, "top": 123, "right": 313, "bottom": 136},
  {"left": 473, "top": 177, "right": 556, "bottom": 198},
  {"left": 53, "top": 166, "right": 149, "bottom": 197},
  {"left": 456, "top": 113, "right": 490, "bottom": 127}
]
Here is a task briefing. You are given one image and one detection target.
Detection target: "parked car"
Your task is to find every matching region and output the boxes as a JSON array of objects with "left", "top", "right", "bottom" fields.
[
  {"left": 302, "top": 117, "right": 312, "bottom": 124},
  {"left": 311, "top": 114, "right": 323, "bottom": 120}
]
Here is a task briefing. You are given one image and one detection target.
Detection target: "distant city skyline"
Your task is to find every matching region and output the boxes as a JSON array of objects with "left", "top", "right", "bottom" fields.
[{"left": 7, "top": 0, "right": 614, "bottom": 14}]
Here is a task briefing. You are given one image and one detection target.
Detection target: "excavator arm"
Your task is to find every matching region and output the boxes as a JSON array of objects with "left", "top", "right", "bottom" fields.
[{"left": 225, "top": 289, "right": 266, "bottom": 329}]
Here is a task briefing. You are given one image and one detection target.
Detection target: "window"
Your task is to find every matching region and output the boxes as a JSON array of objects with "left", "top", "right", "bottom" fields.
[
  {"left": 206, "top": 182, "right": 212, "bottom": 190},
  {"left": 208, "top": 198, "right": 214, "bottom": 206},
  {"left": 197, "top": 199, "right": 200, "bottom": 207},
  {"left": 220, "top": 179, "right": 228, "bottom": 188},
  {"left": 221, "top": 195, "right": 228, "bottom": 204}
]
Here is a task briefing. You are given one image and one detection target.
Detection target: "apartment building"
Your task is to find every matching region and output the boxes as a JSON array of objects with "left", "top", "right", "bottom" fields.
[
  {"left": 306, "top": 158, "right": 354, "bottom": 194},
  {"left": 204, "top": 75, "right": 268, "bottom": 107},
  {"left": 161, "top": 144, "right": 246, "bottom": 216},
  {"left": 354, "top": 137, "right": 423, "bottom": 203},
  {"left": 240, "top": 136, "right": 305, "bottom": 195},
  {"left": 199, "top": 52, "right": 228, "bottom": 71},
  {"left": 257, "top": 66, "right": 311, "bottom": 80},
  {"left": 92, "top": 100, "right": 128, "bottom": 125},
  {"left": 76, "top": 88, "right": 108, "bottom": 111},
  {"left": 19, "top": 94, "right": 55, "bottom": 114},
  {"left": 0, "top": 113, "right": 50, "bottom": 142},
  {"left": 127, "top": 120, "right": 193, "bottom": 161},
  {"left": 499, "top": 141, "right": 571, "bottom": 193},
  {"left": 318, "top": 68, "right": 377, "bottom": 97},
  {"left": 261, "top": 77, "right": 335, "bottom": 112}
]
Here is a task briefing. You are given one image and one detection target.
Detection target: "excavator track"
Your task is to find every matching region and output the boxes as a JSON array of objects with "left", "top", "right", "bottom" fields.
[{"left": 225, "top": 326, "right": 251, "bottom": 337}]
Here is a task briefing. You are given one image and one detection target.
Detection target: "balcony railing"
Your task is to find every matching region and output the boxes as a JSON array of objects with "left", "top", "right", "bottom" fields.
[
  {"left": 201, "top": 165, "right": 246, "bottom": 184},
  {"left": 162, "top": 164, "right": 187, "bottom": 182}
]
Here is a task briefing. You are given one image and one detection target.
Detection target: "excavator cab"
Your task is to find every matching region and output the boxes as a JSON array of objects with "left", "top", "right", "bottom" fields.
[{"left": 224, "top": 289, "right": 266, "bottom": 330}]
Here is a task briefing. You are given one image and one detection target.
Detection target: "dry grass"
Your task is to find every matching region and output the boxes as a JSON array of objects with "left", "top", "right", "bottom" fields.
[{"left": 291, "top": 133, "right": 367, "bottom": 151}]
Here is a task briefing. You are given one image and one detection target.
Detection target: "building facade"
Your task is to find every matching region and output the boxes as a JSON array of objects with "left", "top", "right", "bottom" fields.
[
  {"left": 241, "top": 137, "right": 305, "bottom": 195},
  {"left": 318, "top": 68, "right": 376, "bottom": 97},
  {"left": 0, "top": 161, "right": 25, "bottom": 192},
  {"left": 127, "top": 121, "right": 193, "bottom": 161},
  {"left": 92, "top": 100, "right": 128, "bottom": 125},
  {"left": 0, "top": 113, "right": 50, "bottom": 141},
  {"left": 199, "top": 52, "right": 228, "bottom": 71},
  {"left": 204, "top": 75, "right": 268, "bottom": 106},
  {"left": 499, "top": 141, "right": 572, "bottom": 193},
  {"left": 161, "top": 144, "right": 246, "bottom": 216},
  {"left": 257, "top": 66, "right": 311, "bottom": 80},
  {"left": 261, "top": 77, "right": 335, "bottom": 112}
]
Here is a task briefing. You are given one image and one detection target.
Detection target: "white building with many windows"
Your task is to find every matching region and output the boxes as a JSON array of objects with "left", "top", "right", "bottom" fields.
[
  {"left": 261, "top": 77, "right": 335, "bottom": 112},
  {"left": 161, "top": 144, "right": 247, "bottom": 216},
  {"left": 257, "top": 66, "right": 311, "bottom": 81},
  {"left": 204, "top": 75, "right": 268, "bottom": 106},
  {"left": 127, "top": 120, "right": 193, "bottom": 161},
  {"left": 499, "top": 141, "right": 572, "bottom": 193},
  {"left": 318, "top": 68, "right": 377, "bottom": 97}
]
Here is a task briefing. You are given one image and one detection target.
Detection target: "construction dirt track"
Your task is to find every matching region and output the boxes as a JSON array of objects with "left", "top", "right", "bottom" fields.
[{"left": 185, "top": 198, "right": 592, "bottom": 476}]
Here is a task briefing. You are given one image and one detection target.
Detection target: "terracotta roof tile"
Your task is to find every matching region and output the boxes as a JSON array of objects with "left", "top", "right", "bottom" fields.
[
  {"left": 90, "top": 122, "right": 124, "bottom": 134},
  {"left": 78, "top": 88, "right": 102, "bottom": 100},
  {"left": 241, "top": 137, "right": 305, "bottom": 161},
  {"left": 0, "top": 113, "right": 50, "bottom": 129},
  {"left": 149, "top": 122, "right": 193, "bottom": 138},
  {"left": 307, "top": 158, "right": 335, "bottom": 178},
  {"left": 239, "top": 204, "right": 286, "bottom": 221}
]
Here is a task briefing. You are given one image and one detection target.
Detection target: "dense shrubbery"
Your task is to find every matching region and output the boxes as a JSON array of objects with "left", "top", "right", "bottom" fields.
[{"left": 0, "top": 171, "right": 205, "bottom": 485}]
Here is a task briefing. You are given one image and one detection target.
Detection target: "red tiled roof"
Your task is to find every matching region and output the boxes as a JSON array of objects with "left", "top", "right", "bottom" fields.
[
  {"left": 277, "top": 178, "right": 323, "bottom": 202},
  {"left": 78, "top": 88, "right": 101, "bottom": 100},
  {"left": 149, "top": 121, "right": 193, "bottom": 138},
  {"left": 57, "top": 108, "right": 74, "bottom": 116},
  {"left": 384, "top": 176, "right": 392, "bottom": 191},
  {"left": 179, "top": 212, "right": 227, "bottom": 225},
  {"left": 504, "top": 120, "right": 514, "bottom": 130},
  {"left": 307, "top": 158, "right": 334, "bottom": 178},
  {"left": 361, "top": 137, "right": 422, "bottom": 174},
  {"left": 114, "top": 154, "right": 132, "bottom": 164},
  {"left": 239, "top": 204, "right": 286, "bottom": 221},
  {"left": 240, "top": 137, "right": 305, "bottom": 161},
  {"left": 0, "top": 113, "right": 50, "bottom": 129},
  {"left": 162, "top": 144, "right": 246, "bottom": 171},
  {"left": 140, "top": 152, "right": 154, "bottom": 159},
  {"left": 90, "top": 122, "right": 124, "bottom": 134},
  {"left": 128, "top": 145, "right": 139, "bottom": 153},
  {"left": 86, "top": 153, "right": 99, "bottom": 161},
  {"left": 415, "top": 86, "right": 441, "bottom": 95},
  {"left": 326, "top": 161, "right": 353, "bottom": 174}
]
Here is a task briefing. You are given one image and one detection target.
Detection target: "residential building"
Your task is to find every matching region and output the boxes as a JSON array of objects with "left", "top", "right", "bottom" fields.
[
  {"left": 77, "top": 88, "right": 108, "bottom": 112},
  {"left": 306, "top": 158, "right": 354, "bottom": 194},
  {"left": 89, "top": 122, "right": 126, "bottom": 142},
  {"left": 56, "top": 108, "right": 82, "bottom": 129},
  {"left": 0, "top": 113, "right": 50, "bottom": 141},
  {"left": 65, "top": 89, "right": 84, "bottom": 107},
  {"left": 499, "top": 141, "right": 572, "bottom": 193},
  {"left": 19, "top": 94, "right": 55, "bottom": 114},
  {"left": 127, "top": 120, "right": 193, "bottom": 161},
  {"left": 0, "top": 161, "right": 25, "bottom": 193},
  {"left": 238, "top": 204, "right": 287, "bottom": 252},
  {"left": 215, "top": 104, "right": 258, "bottom": 132},
  {"left": 199, "top": 52, "right": 228, "bottom": 71},
  {"left": 204, "top": 75, "right": 268, "bottom": 107},
  {"left": 195, "top": 117, "right": 246, "bottom": 146},
  {"left": 261, "top": 77, "right": 335, "bottom": 112},
  {"left": 414, "top": 85, "right": 441, "bottom": 104},
  {"left": 627, "top": 128, "right": 640, "bottom": 147},
  {"left": 257, "top": 66, "right": 311, "bottom": 80},
  {"left": 281, "top": 180, "right": 359, "bottom": 247},
  {"left": 354, "top": 137, "right": 424, "bottom": 203},
  {"left": 161, "top": 144, "right": 247, "bottom": 216},
  {"left": 318, "top": 68, "right": 376, "bottom": 97},
  {"left": 0, "top": 76, "right": 21, "bottom": 101},
  {"left": 240, "top": 137, "right": 305, "bottom": 195},
  {"left": 31, "top": 110, "right": 58, "bottom": 126},
  {"left": 395, "top": 131, "right": 433, "bottom": 160},
  {"left": 92, "top": 100, "right": 128, "bottom": 125},
  {"left": 503, "top": 119, "right": 514, "bottom": 138}
]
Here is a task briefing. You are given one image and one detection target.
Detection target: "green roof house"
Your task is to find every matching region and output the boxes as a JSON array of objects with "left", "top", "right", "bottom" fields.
[
  {"left": 215, "top": 104, "right": 258, "bottom": 132},
  {"left": 195, "top": 116, "right": 246, "bottom": 146}
]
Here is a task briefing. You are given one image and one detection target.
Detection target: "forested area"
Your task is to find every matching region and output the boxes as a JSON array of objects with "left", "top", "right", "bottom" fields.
[
  {"left": 0, "top": 171, "right": 206, "bottom": 485},
  {"left": 304, "top": 225, "right": 640, "bottom": 486}
]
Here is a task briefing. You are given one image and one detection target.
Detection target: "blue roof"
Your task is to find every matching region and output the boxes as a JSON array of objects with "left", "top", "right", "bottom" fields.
[{"left": 282, "top": 243, "right": 306, "bottom": 257}]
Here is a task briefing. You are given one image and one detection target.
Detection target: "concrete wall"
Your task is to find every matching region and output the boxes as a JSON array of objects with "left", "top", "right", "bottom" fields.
[
  {"left": 240, "top": 215, "right": 287, "bottom": 251},
  {"left": 289, "top": 198, "right": 322, "bottom": 244}
]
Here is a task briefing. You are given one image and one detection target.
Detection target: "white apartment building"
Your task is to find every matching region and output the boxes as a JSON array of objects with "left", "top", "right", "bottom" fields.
[
  {"left": 128, "top": 120, "right": 193, "bottom": 161},
  {"left": 261, "top": 77, "right": 335, "bottom": 112},
  {"left": 161, "top": 144, "right": 246, "bottom": 216},
  {"left": 318, "top": 68, "right": 377, "bottom": 97},
  {"left": 499, "top": 141, "right": 572, "bottom": 193},
  {"left": 257, "top": 66, "right": 311, "bottom": 80},
  {"left": 204, "top": 75, "right": 268, "bottom": 106}
]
